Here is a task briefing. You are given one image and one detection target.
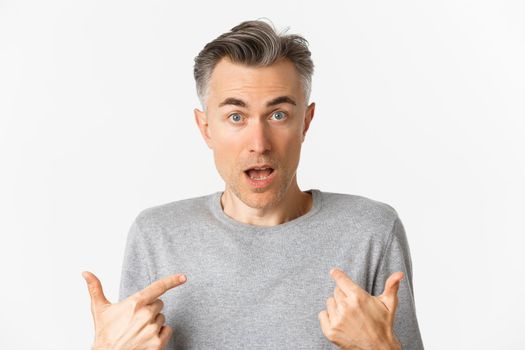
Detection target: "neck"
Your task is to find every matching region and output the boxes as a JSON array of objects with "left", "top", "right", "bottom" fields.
[{"left": 220, "top": 181, "right": 313, "bottom": 227}]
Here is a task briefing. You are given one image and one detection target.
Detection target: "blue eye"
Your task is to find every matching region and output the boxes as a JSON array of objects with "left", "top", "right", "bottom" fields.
[
  {"left": 228, "top": 113, "right": 243, "bottom": 123},
  {"left": 271, "top": 111, "right": 287, "bottom": 120}
]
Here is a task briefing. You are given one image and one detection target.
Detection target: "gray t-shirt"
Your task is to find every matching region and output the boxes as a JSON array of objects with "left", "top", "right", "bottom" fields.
[{"left": 118, "top": 189, "right": 424, "bottom": 349}]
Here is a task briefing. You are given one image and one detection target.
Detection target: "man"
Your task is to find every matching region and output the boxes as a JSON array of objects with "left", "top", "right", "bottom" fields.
[{"left": 82, "top": 20, "right": 424, "bottom": 350}]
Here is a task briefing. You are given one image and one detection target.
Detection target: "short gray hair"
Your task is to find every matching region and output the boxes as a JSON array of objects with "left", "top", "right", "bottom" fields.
[{"left": 193, "top": 19, "right": 314, "bottom": 111}]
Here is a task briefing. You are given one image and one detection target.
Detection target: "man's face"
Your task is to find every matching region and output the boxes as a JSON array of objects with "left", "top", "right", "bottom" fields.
[{"left": 194, "top": 56, "right": 315, "bottom": 210}]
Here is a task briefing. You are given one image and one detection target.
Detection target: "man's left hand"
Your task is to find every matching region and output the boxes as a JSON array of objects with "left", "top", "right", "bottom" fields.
[{"left": 318, "top": 268, "right": 404, "bottom": 350}]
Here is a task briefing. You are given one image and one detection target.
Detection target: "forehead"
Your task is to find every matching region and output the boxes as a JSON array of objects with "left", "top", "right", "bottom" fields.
[{"left": 208, "top": 57, "right": 303, "bottom": 106}]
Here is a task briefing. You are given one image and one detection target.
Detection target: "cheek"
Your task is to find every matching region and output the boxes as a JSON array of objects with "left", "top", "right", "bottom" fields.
[
  {"left": 212, "top": 142, "right": 241, "bottom": 176},
  {"left": 279, "top": 130, "right": 303, "bottom": 154},
  {"left": 283, "top": 136, "right": 304, "bottom": 170}
]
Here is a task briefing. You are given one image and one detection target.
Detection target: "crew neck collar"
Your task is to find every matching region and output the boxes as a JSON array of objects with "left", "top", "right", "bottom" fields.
[{"left": 208, "top": 188, "right": 323, "bottom": 234}]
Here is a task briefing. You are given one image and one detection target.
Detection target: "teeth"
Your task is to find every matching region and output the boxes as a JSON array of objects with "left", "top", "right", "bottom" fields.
[{"left": 245, "top": 167, "right": 273, "bottom": 181}]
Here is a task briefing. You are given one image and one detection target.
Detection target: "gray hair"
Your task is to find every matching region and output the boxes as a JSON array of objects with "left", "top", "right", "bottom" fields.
[{"left": 193, "top": 19, "right": 314, "bottom": 111}]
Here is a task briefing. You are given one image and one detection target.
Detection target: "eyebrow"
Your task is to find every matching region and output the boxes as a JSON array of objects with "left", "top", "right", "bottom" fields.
[{"left": 218, "top": 95, "right": 297, "bottom": 108}]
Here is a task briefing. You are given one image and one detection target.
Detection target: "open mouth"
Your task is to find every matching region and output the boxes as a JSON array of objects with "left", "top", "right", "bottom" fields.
[{"left": 244, "top": 167, "right": 275, "bottom": 180}]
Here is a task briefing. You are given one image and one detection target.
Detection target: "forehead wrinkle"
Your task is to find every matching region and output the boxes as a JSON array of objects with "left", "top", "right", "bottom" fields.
[
  {"left": 218, "top": 95, "right": 297, "bottom": 109},
  {"left": 215, "top": 85, "right": 296, "bottom": 110},
  {"left": 206, "top": 57, "right": 304, "bottom": 110}
]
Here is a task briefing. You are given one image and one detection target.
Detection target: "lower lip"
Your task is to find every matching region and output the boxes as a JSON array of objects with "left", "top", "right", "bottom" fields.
[{"left": 244, "top": 169, "right": 276, "bottom": 188}]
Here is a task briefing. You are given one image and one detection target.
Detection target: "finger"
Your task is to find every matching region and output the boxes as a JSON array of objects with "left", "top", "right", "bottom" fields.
[
  {"left": 326, "top": 296, "right": 339, "bottom": 321},
  {"left": 145, "top": 299, "right": 164, "bottom": 318},
  {"left": 377, "top": 271, "right": 404, "bottom": 313},
  {"left": 318, "top": 310, "right": 331, "bottom": 337},
  {"left": 333, "top": 286, "right": 346, "bottom": 305},
  {"left": 82, "top": 271, "right": 110, "bottom": 309},
  {"left": 140, "top": 312, "right": 165, "bottom": 342},
  {"left": 158, "top": 325, "right": 173, "bottom": 348},
  {"left": 330, "top": 268, "right": 366, "bottom": 297},
  {"left": 154, "top": 312, "right": 166, "bottom": 330},
  {"left": 134, "top": 274, "right": 187, "bottom": 305}
]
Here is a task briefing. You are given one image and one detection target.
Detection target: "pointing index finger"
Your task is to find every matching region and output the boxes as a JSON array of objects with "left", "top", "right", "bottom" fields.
[
  {"left": 134, "top": 274, "right": 187, "bottom": 304},
  {"left": 330, "top": 268, "right": 365, "bottom": 296}
]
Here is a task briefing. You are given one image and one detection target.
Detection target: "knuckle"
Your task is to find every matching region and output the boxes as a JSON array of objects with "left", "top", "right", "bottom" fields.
[
  {"left": 143, "top": 324, "right": 159, "bottom": 338},
  {"left": 329, "top": 319, "right": 339, "bottom": 331},
  {"left": 149, "top": 337, "right": 162, "bottom": 348},
  {"left": 350, "top": 292, "right": 365, "bottom": 306},
  {"left": 144, "top": 306, "right": 156, "bottom": 318},
  {"left": 137, "top": 309, "right": 153, "bottom": 324},
  {"left": 127, "top": 296, "right": 141, "bottom": 310},
  {"left": 345, "top": 293, "right": 358, "bottom": 307},
  {"left": 338, "top": 299, "right": 351, "bottom": 312},
  {"left": 331, "top": 314, "right": 344, "bottom": 328},
  {"left": 142, "top": 301, "right": 154, "bottom": 313},
  {"left": 357, "top": 293, "right": 370, "bottom": 305},
  {"left": 326, "top": 328, "right": 338, "bottom": 341}
]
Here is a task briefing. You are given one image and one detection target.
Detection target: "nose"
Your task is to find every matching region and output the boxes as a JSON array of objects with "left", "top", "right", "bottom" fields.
[{"left": 247, "top": 119, "right": 272, "bottom": 154}]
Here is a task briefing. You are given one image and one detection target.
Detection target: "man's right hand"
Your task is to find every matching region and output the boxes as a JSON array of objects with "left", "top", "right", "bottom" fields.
[{"left": 82, "top": 271, "right": 187, "bottom": 350}]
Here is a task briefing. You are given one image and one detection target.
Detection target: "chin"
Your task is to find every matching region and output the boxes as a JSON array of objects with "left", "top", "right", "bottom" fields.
[
  {"left": 240, "top": 189, "right": 275, "bottom": 208},
  {"left": 226, "top": 171, "right": 291, "bottom": 210},
  {"left": 229, "top": 184, "right": 278, "bottom": 210}
]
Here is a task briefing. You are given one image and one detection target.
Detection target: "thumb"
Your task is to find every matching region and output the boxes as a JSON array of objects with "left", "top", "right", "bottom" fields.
[
  {"left": 377, "top": 271, "right": 404, "bottom": 313},
  {"left": 82, "top": 271, "right": 110, "bottom": 310}
]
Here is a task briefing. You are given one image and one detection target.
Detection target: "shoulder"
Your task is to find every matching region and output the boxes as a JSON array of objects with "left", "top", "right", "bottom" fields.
[
  {"left": 320, "top": 190, "right": 399, "bottom": 220},
  {"left": 132, "top": 192, "right": 215, "bottom": 232},
  {"left": 318, "top": 190, "right": 400, "bottom": 238}
]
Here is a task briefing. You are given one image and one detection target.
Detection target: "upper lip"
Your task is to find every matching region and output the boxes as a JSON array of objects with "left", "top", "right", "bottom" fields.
[{"left": 244, "top": 164, "right": 274, "bottom": 171}]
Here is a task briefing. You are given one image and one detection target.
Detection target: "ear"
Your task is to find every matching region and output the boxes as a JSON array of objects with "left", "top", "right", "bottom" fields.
[
  {"left": 194, "top": 108, "right": 213, "bottom": 149},
  {"left": 302, "top": 102, "right": 315, "bottom": 142}
]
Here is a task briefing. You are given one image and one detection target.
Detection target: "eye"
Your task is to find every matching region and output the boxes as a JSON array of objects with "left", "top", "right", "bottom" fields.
[
  {"left": 228, "top": 113, "right": 243, "bottom": 123},
  {"left": 270, "top": 111, "right": 287, "bottom": 121}
]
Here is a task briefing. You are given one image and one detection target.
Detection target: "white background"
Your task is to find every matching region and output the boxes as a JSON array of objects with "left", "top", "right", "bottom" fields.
[{"left": 1, "top": 0, "right": 524, "bottom": 349}]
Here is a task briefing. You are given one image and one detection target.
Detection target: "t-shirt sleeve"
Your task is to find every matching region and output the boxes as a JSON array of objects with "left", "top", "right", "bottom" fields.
[
  {"left": 372, "top": 215, "right": 425, "bottom": 350},
  {"left": 118, "top": 217, "right": 153, "bottom": 302}
]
